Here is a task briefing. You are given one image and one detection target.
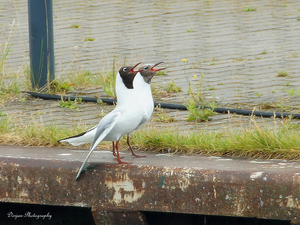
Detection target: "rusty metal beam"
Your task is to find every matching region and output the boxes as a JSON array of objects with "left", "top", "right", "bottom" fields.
[{"left": 0, "top": 145, "right": 299, "bottom": 224}]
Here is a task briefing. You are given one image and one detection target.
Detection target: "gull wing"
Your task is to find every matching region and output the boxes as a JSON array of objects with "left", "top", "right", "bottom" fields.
[
  {"left": 76, "top": 111, "right": 121, "bottom": 179},
  {"left": 134, "top": 111, "right": 150, "bottom": 131}
]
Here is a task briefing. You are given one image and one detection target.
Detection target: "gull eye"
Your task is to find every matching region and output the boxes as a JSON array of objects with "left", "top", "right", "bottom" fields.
[
  {"left": 143, "top": 66, "right": 149, "bottom": 70},
  {"left": 123, "top": 67, "right": 128, "bottom": 72}
]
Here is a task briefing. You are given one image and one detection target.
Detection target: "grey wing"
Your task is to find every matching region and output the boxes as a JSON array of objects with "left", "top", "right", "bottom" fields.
[
  {"left": 134, "top": 112, "right": 150, "bottom": 131},
  {"left": 76, "top": 111, "right": 121, "bottom": 180}
]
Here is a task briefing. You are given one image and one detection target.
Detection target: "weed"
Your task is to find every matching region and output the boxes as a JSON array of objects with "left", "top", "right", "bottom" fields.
[
  {"left": 0, "top": 42, "right": 11, "bottom": 85},
  {"left": 180, "top": 71, "right": 216, "bottom": 122},
  {"left": 205, "top": 86, "right": 216, "bottom": 91},
  {"left": 53, "top": 58, "right": 117, "bottom": 97},
  {"left": 50, "top": 80, "right": 74, "bottom": 94},
  {"left": 284, "top": 88, "right": 300, "bottom": 97},
  {"left": 286, "top": 88, "right": 295, "bottom": 97},
  {"left": 0, "top": 30, "right": 31, "bottom": 103},
  {"left": 100, "top": 56, "right": 117, "bottom": 97},
  {"left": 260, "top": 50, "right": 267, "bottom": 55},
  {"left": 233, "top": 57, "right": 244, "bottom": 62},
  {"left": 84, "top": 37, "right": 95, "bottom": 41},
  {"left": 277, "top": 70, "right": 289, "bottom": 77},
  {"left": 243, "top": 6, "right": 257, "bottom": 12},
  {"left": 70, "top": 24, "right": 81, "bottom": 28},
  {"left": 59, "top": 97, "right": 82, "bottom": 110},
  {"left": 255, "top": 92, "right": 263, "bottom": 97},
  {"left": 185, "top": 99, "right": 215, "bottom": 122},
  {"left": 0, "top": 111, "right": 6, "bottom": 116},
  {"left": 154, "top": 109, "right": 176, "bottom": 123},
  {"left": 156, "top": 70, "right": 165, "bottom": 76},
  {"left": 276, "top": 103, "right": 291, "bottom": 111},
  {"left": 166, "top": 80, "right": 181, "bottom": 93},
  {"left": 97, "top": 99, "right": 104, "bottom": 105}
]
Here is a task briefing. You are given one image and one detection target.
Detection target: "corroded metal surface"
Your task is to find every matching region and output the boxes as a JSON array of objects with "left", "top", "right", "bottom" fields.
[{"left": 1, "top": 145, "right": 300, "bottom": 223}]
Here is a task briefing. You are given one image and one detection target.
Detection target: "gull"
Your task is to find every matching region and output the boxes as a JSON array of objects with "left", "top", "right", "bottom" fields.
[{"left": 124, "top": 62, "right": 165, "bottom": 156}]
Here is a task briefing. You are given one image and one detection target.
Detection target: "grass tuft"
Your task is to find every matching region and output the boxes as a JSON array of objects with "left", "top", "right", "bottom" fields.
[
  {"left": 243, "top": 6, "right": 257, "bottom": 12},
  {"left": 277, "top": 70, "right": 289, "bottom": 77},
  {"left": 1, "top": 114, "right": 300, "bottom": 160},
  {"left": 129, "top": 119, "right": 300, "bottom": 159}
]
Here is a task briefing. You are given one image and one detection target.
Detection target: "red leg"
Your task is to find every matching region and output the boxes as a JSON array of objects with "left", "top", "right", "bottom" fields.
[
  {"left": 112, "top": 141, "right": 124, "bottom": 159},
  {"left": 127, "top": 135, "right": 146, "bottom": 158},
  {"left": 115, "top": 141, "right": 131, "bottom": 164},
  {"left": 112, "top": 141, "right": 116, "bottom": 156}
]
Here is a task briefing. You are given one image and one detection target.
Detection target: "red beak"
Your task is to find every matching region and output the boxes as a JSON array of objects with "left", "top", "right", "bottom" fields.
[
  {"left": 151, "top": 62, "right": 165, "bottom": 71},
  {"left": 129, "top": 62, "right": 142, "bottom": 73}
]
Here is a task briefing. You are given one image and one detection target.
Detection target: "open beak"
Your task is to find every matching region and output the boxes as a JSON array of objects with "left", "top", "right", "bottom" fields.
[
  {"left": 151, "top": 62, "right": 165, "bottom": 71},
  {"left": 130, "top": 62, "right": 142, "bottom": 73}
]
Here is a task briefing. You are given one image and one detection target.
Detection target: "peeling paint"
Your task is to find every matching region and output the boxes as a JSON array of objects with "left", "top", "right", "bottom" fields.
[
  {"left": 286, "top": 197, "right": 300, "bottom": 209},
  {"left": 250, "top": 172, "right": 263, "bottom": 180},
  {"left": 105, "top": 173, "right": 145, "bottom": 205},
  {"left": 19, "top": 189, "right": 29, "bottom": 198},
  {"left": 17, "top": 176, "right": 22, "bottom": 184}
]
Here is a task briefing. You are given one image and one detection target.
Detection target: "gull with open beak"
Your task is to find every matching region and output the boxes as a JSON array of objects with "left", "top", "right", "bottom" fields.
[
  {"left": 124, "top": 62, "right": 165, "bottom": 156},
  {"left": 58, "top": 62, "right": 165, "bottom": 179},
  {"left": 59, "top": 63, "right": 144, "bottom": 179}
]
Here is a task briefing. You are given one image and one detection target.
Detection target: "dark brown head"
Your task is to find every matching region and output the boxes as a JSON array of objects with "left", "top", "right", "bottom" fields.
[
  {"left": 139, "top": 62, "right": 165, "bottom": 84},
  {"left": 118, "top": 62, "right": 142, "bottom": 89}
]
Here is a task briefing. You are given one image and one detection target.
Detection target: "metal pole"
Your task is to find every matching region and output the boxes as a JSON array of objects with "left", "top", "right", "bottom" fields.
[{"left": 27, "top": 0, "right": 55, "bottom": 89}]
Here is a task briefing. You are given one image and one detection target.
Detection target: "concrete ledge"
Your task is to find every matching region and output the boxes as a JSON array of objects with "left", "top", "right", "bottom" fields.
[{"left": 0, "top": 145, "right": 299, "bottom": 224}]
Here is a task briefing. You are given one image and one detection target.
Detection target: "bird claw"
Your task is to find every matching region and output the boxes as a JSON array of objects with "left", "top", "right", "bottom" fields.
[{"left": 117, "top": 159, "right": 132, "bottom": 164}]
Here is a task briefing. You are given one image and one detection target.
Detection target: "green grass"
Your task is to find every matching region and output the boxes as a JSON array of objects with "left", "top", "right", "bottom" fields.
[
  {"left": 84, "top": 37, "right": 95, "bottom": 41},
  {"left": 0, "top": 115, "right": 88, "bottom": 147},
  {"left": 59, "top": 97, "right": 82, "bottom": 110},
  {"left": 180, "top": 73, "right": 216, "bottom": 122},
  {"left": 185, "top": 99, "right": 215, "bottom": 122},
  {"left": 0, "top": 36, "right": 30, "bottom": 103},
  {"left": 166, "top": 80, "right": 181, "bottom": 93},
  {"left": 70, "top": 24, "right": 81, "bottom": 28},
  {"left": 1, "top": 114, "right": 300, "bottom": 160},
  {"left": 154, "top": 108, "right": 176, "bottom": 123},
  {"left": 243, "top": 6, "right": 257, "bottom": 12},
  {"left": 277, "top": 70, "right": 289, "bottom": 77},
  {"left": 130, "top": 120, "right": 300, "bottom": 159}
]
